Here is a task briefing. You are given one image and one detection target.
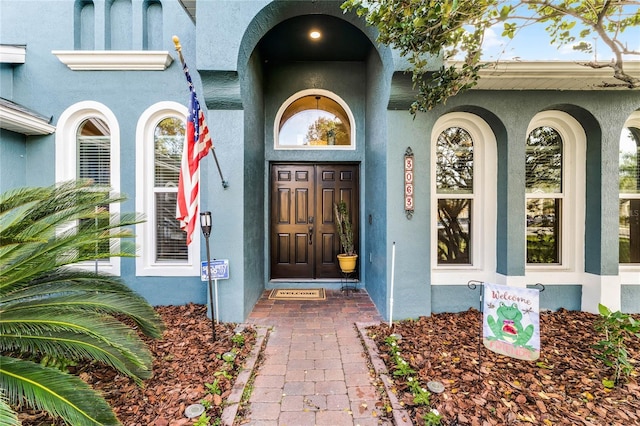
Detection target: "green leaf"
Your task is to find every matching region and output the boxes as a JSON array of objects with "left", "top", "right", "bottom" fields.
[
  {"left": 598, "top": 303, "right": 611, "bottom": 317},
  {"left": 602, "top": 378, "right": 615, "bottom": 389},
  {"left": 0, "top": 356, "right": 121, "bottom": 425},
  {"left": 0, "top": 391, "right": 20, "bottom": 426},
  {"left": 499, "top": 5, "right": 511, "bottom": 20}
]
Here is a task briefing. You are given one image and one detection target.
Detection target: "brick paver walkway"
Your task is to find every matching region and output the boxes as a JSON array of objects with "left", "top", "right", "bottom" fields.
[{"left": 244, "top": 289, "right": 390, "bottom": 425}]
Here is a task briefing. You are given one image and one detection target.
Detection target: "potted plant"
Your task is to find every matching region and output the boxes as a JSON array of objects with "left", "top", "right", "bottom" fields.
[{"left": 334, "top": 200, "right": 357, "bottom": 273}]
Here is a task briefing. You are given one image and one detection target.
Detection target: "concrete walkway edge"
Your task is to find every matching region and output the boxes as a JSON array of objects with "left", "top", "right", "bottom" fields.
[
  {"left": 356, "top": 322, "right": 414, "bottom": 426},
  {"left": 221, "top": 325, "right": 270, "bottom": 426}
]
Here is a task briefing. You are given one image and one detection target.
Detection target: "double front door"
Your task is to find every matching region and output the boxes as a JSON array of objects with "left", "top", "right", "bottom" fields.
[{"left": 270, "top": 163, "right": 359, "bottom": 279}]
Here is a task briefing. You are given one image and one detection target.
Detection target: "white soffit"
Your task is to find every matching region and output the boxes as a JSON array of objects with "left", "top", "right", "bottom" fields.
[
  {"left": 0, "top": 45, "right": 26, "bottom": 64},
  {"left": 456, "top": 60, "right": 640, "bottom": 90},
  {"left": 52, "top": 51, "right": 174, "bottom": 71},
  {"left": 0, "top": 99, "right": 55, "bottom": 135}
]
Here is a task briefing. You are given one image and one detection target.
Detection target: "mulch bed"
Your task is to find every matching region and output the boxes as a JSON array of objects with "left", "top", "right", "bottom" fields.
[
  {"left": 366, "top": 308, "right": 640, "bottom": 426},
  {"left": 18, "top": 304, "right": 256, "bottom": 426}
]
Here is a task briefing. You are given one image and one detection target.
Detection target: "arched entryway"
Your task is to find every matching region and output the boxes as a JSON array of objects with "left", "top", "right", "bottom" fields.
[{"left": 248, "top": 11, "right": 380, "bottom": 287}]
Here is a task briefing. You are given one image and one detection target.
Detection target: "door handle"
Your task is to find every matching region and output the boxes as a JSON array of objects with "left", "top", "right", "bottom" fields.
[{"left": 309, "top": 226, "right": 313, "bottom": 245}]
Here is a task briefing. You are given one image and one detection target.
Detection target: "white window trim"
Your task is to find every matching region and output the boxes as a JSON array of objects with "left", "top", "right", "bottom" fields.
[
  {"left": 620, "top": 111, "right": 640, "bottom": 281},
  {"left": 431, "top": 112, "right": 498, "bottom": 285},
  {"left": 525, "top": 111, "right": 586, "bottom": 281},
  {"left": 274, "top": 88, "right": 356, "bottom": 150},
  {"left": 55, "top": 101, "right": 121, "bottom": 275},
  {"left": 51, "top": 50, "right": 173, "bottom": 71},
  {"left": 135, "top": 101, "right": 201, "bottom": 276}
]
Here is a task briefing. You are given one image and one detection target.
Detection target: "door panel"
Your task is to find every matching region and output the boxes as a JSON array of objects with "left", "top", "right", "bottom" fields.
[{"left": 270, "top": 163, "right": 359, "bottom": 279}]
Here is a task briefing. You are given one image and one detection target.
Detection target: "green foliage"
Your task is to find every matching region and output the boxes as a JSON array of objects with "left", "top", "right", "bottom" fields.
[
  {"left": 231, "top": 332, "right": 245, "bottom": 347},
  {"left": 526, "top": 233, "right": 558, "bottom": 263},
  {"left": 334, "top": 200, "right": 356, "bottom": 255},
  {"left": 0, "top": 180, "right": 165, "bottom": 425},
  {"left": 342, "top": 0, "right": 493, "bottom": 112},
  {"left": 192, "top": 412, "right": 211, "bottom": 426},
  {"left": 594, "top": 304, "right": 640, "bottom": 386},
  {"left": 342, "top": 0, "right": 639, "bottom": 113},
  {"left": 424, "top": 408, "right": 442, "bottom": 425},
  {"left": 215, "top": 369, "right": 233, "bottom": 380},
  {"left": 205, "top": 379, "right": 222, "bottom": 396},
  {"left": 384, "top": 334, "right": 441, "bottom": 424},
  {"left": 407, "top": 377, "right": 431, "bottom": 406}
]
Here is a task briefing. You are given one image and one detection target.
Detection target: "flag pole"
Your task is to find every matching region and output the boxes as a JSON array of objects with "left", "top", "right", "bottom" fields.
[{"left": 173, "top": 36, "right": 229, "bottom": 189}]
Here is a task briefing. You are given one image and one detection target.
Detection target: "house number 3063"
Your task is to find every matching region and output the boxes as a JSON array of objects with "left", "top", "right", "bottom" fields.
[{"left": 404, "top": 147, "right": 414, "bottom": 219}]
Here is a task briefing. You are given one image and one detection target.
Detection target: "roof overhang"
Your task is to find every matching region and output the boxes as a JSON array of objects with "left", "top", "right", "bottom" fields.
[
  {"left": 0, "top": 44, "right": 26, "bottom": 64},
  {"left": 178, "top": 0, "right": 196, "bottom": 22},
  {"left": 460, "top": 60, "right": 640, "bottom": 90},
  {"left": 0, "top": 98, "right": 55, "bottom": 135}
]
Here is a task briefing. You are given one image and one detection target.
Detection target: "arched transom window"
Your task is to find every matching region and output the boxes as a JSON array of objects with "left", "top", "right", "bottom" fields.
[{"left": 275, "top": 90, "right": 355, "bottom": 150}]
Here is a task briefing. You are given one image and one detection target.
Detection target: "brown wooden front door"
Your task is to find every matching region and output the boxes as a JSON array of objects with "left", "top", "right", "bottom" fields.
[{"left": 270, "top": 163, "right": 359, "bottom": 279}]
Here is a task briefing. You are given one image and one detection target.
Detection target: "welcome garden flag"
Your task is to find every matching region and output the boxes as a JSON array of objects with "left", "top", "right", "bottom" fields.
[{"left": 482, "top": 282, "right": 540, "bottom": 361}]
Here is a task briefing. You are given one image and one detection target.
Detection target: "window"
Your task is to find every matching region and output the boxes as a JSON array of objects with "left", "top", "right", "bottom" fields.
[
  {"left": 525, "top": 126, "right": 563, "bottom": 264},
  {"left": 524, "top": 111, "right": 585, "bottom": 272},
  {"left": 274, "top": 89, "right": 355, "bottom": 150},
  {"left": 154, "top": 117, "right": 187, "bottom": 261},
  {"left": 431, "top": 113, "right": 497, "bottom": 283},
  {"left": 620, "top": 114, "right": 640, "bottom": 264},
  {"left": 55, "top": 101, "right": 120, "bottom": 274},
  {"left": 436, "top": 127, "right": 474, "bottom": 264},
  {"left": 77, "top": 118, "right": 111, "bottom": 259},
  {"left": 136, "top": 102, "right": 200, "bottom": 276}
]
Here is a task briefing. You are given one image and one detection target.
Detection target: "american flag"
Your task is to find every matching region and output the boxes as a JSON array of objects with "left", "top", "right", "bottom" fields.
[{"left": 176, "top": 61, "right": 212, "bottom": 245}]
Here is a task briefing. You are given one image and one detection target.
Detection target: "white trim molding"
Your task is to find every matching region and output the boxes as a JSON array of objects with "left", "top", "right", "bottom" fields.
[
  {"left": 274, "top": 88, "right": 356, "bottom": 151},
  {"left": 52, "top": 50, "right": 173, "bottom": 71},
  {"left": 135, "top": 101, "right": 201, "bottom": 277},
  {"left": 431, "top": 112, "right": 498, "bottom": 285},
  {"left": 620, "top": 111, "right": 640, "bottom": 281},
  {"left": 449, "top": 60, "right": 640, "bottom": 90},
  {"left": 55, "top": 101, "right": 121, "bottom": 274},
  {"left": 525, "top": 111, "right": 586, "bottom": 280},
  {"left": 0, "top": 44, "right": 26, "bottom": 63}
]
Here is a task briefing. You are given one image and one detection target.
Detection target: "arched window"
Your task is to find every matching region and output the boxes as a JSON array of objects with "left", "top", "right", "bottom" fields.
[
  {"left": 620, "top": 112, "right": 640, "bottom": 265},
  {"left": 431, "top": 113, "right": 497, "bottom": 284},
  {"left": 153, "top": 117, "right": 187, "bottom": 261},
  {"left": 274, "top": 89, "right": 355, "bottom": 150},
  {"left": 77, "top": 118, "right": 110, "bottom": 185},
  {"left": 56, "top": 101, "right": 120, "bottom": 274},
  {"left": 525, "top": 111, "right": 585, "bottom": 272},
  {"left": 436, "top": 127, "right": 474, "bottom": 265},
  {"left": 525, "top": 126, "right": 563, "bottom": 264},
  {"left": 136, "top": 102, "right": 200, "bottom": 276}
]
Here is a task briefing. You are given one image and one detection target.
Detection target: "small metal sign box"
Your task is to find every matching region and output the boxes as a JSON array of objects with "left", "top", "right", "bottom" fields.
[{"left": 201, "top": 259, "right": 230, "bottom": 281}]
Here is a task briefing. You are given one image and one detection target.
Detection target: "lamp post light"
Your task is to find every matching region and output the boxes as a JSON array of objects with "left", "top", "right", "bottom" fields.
[{"left": 200, "top": 211, "right": 216, "bottom": 341}]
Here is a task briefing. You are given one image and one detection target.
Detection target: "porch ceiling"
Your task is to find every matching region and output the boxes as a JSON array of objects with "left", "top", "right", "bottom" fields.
[{"left": 257, "top": 14, "right": 372, "bottom": 63}]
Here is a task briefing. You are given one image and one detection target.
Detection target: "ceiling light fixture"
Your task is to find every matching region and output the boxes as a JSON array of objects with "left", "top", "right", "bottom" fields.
[{"left": 309, "top": 30, "right": 321, "bottom": 40}]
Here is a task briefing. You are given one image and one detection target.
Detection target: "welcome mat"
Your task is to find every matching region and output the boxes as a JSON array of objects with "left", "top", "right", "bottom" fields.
[{"left": 268, "top": 288, "right": 326, "bottom": 300}]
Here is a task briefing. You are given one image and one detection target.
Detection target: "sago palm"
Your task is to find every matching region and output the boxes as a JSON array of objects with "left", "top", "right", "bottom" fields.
[{"left": 0, "top": 180, "right": 165, "bottom": 425}]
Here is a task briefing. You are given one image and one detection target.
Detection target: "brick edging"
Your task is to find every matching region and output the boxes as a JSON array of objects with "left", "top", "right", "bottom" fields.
[
  {"left": 355, "top": 322, "right": 414, "bottom": 426},
  {"left": 220, "top": 325, "right": 270, "bottom": 426}
]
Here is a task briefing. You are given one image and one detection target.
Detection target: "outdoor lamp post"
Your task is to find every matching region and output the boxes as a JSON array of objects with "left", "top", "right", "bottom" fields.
[{"left": 200, "top": 211, "right": 216, "bottom": 341}]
